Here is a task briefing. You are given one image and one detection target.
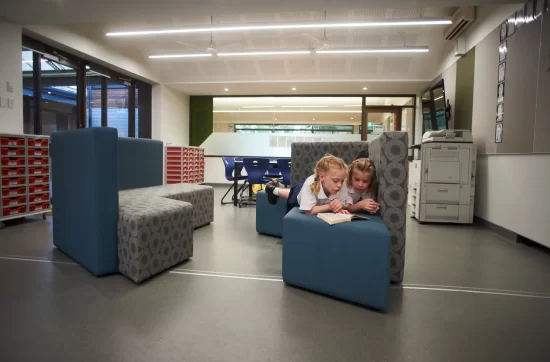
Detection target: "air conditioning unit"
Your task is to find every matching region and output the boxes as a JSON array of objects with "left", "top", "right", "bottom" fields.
[{"left": 444, "top": 7, "right": 476, "bottom": 40}]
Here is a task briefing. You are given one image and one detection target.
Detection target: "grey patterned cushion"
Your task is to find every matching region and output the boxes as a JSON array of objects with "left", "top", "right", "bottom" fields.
[
  {"left": 117, "top": 197, "right": 193, "bottom": 284},
  {"left": 120, "top": 184, "right": 214, "bottom": 229},
  {"left": 289, "top": 133, "right": 408, "bottom": 283}
]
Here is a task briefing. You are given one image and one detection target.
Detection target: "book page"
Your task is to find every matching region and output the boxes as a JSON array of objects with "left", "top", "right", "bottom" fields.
[{"left": 317, "top": 213, "right": 351, "bottom": 224}]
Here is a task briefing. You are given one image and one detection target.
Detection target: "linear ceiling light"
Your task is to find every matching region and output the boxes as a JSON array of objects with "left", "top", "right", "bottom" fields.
[
  {"left": 241, "top": 106, "right": 275, "bottom": 108},
  {"left": 316, "top": 46, "right": 429, "bottom": 54},
  {"left": 149, "top": 53, "right": 212, "bottom": 59},
  {"left": 217, "top": 50, "right": 311, "bottom": 56},
  {"left": 106, "top": 19, "right": 451, "bottom": 37},
  {"left": 280, "top": 105, "right": 329, "bottom": 108},
  {"left": 213, "top": 110, "right": 362, "bottom": 113}
]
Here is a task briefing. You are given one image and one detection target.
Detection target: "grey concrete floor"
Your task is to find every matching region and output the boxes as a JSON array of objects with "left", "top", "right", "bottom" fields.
[{"left": 1, "top": 186, "right": 550, "bottom": 362}]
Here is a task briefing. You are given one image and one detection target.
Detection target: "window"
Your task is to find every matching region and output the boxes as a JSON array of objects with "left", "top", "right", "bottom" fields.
[
  {"left": 22, "top": 36, "right": 152, "bottom": 138},
  {"left": 235, "top": 124, "right": 353, "bottom": 134}
]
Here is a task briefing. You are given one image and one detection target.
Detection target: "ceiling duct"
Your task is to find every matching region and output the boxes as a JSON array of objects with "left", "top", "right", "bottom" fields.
[{"left": 444, "top": 7, "right": 476, "bottom": 41}]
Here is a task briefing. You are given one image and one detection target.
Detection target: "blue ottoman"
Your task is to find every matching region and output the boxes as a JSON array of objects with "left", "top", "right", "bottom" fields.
[
  {"left": 256, "top": 190, "right": 288, "bottom": 237},
  {"left": 282, "top": 207, "right": 391, "bottom": 311}
]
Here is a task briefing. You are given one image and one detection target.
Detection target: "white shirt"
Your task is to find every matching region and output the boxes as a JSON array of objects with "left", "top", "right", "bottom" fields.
[
  {"left": 297, "top": 174, "right": 353, "bottom": 211},
  {"left": 348, "top": 188, "right": 376, "bottom": 204}
]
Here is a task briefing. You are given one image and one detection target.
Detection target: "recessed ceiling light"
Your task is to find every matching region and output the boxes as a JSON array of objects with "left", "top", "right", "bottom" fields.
[
  {"left": 292, "top": 87, "right": 296, "bottom": 91},
  {"left": 281, "top": 106, "right": 328, "bottom": 108},
  {"left": 275, "top": 118, "right": 278, "bottom": 121},
  {"left": 224, "top": 88, "right": 229, "bottom": 92},
  {"left": 106, "top": 19, "right": 452, "bottom": 37},
  {"left": 351, "top": 117, "right": 354, "bottom": 120},
  {"left": 47, "top": 91, "right": 52, "bottom": 94},
  {"left": 313, "top": 118, "right": 315, "bottom": 121},
  {"left": 363, "top": 87, "right": 368, "bottom": 90}
]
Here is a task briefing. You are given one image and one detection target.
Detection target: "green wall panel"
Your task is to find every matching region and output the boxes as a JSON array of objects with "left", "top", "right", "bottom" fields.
[
  {"left": 455, "top": 47, "right": 475, "bottom": 130},
  {"left": 190, "top": 96, "right": 213, "bottom": 146}
]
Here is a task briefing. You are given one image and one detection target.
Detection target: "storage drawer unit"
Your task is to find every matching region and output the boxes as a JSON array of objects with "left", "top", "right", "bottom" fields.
[
  {"left": 164, "top": 145, "right": 205, "bottom": 184},
  {"left": 0, "top": 134, "right": 51, "bottom": 228}
]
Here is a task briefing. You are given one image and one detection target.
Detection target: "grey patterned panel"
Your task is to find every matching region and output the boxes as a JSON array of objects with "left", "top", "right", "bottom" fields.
[
  {"left": 118, "top": 197, "right": 193, "bottom": 284},
  {"left": 368, "top": 132, "right": 408, "bottom": 283},
  {"left": 290, "top": 142, "right": 369, "bottom": 186},
  {"left": 289, "top": 133, "right": 408, "bottom": 283},
  {"left": 120, "top": 184, "right": 214, "bottom": 229}
]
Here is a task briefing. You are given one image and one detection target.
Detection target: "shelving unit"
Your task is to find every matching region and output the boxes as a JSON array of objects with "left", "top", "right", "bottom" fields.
[
  {"left": 165, "top": 145, "right": 204, "bottom": 184},
  {"left": 0, "top": 133, "right": 51, "bottom": 229}
]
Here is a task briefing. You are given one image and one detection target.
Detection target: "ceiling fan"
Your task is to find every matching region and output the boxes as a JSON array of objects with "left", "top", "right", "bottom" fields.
[{"left": 175, "top": 16, "right": 241, "bottom": 55}]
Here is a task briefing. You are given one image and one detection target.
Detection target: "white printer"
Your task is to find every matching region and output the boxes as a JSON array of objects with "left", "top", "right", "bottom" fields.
[{"left": 409, "top": 129, "right": 477, "bottom": 224}]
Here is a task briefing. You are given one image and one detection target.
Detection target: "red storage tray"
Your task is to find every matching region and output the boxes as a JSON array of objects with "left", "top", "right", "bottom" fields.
[
  {"left": 28, "top": 158, "right": 48, "bottom": 166},
  {"left": 2, "top": 177, "right": 25, "bottom": 187},
  {"left": 30, "top": 202, "right": 49, "bottom": 212},
  {"left": 3, "top": 206, "right": 26, "bottom": 217},
  {"left": 29, "top": 185, "right": 49, "bottom": 194},
  {"left": 30, "top": 193, "right": 49, "bottom": 203},
  {"left": 27, "top": 138, "right": 49, "bottom": 147},
  {"left": 1, "top": 137, "right": 25, "bottom": 147},
  {"left": 29, "top": 175, "right": 49, "bottom": 185},
  {"left": 1, "top": 157, "right": 25, "bottom": 167},
  {"left": 1, "top": 148, "right": 25, "bottom": 156},
  {"left": 1, "top": 168, "right": 25, "bottom": 177},
  {"left": 2, "top": 187, "right": 25, "bottom": 197},
  {"left": 29, "top": 148, "right": 48, "bottom": 156},
  {"left": 2, "top": 196, "right": 26, "bottom": 207},
  {"left": 28, "top": 167, "right": 48, "bottom": 175}
]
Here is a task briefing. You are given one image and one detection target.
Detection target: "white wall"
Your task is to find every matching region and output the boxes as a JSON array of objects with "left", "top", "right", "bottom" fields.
[
  {"left": 467, "top": 8, "right": 550, "bottom": 247},
  {"left": 0, "top": 21, "right": 23, "bottom": 134},
  {"left": 151, "top": 85, "right": 189, "bottom": 145},
  {"left": 476, "top": 155, "right": 550, "bottom": 248}
]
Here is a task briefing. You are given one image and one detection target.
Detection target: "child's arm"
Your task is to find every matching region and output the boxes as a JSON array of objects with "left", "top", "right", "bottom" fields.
[
  {"left": 303, "top": 204, "right": 332, "bottom": 215},
  {"left": 347, "top": 199, "right": 379, "bottom": 214}
]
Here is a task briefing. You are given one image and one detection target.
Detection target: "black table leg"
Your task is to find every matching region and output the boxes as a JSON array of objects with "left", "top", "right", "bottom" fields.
[{"left": 233, "top": 163, "right": 238, "bottom": 206}]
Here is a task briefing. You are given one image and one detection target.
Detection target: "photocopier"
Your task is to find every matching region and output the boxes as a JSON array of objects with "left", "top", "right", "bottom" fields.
[{"left": 408, "top": 129, "right": 477, "bottom": 224}]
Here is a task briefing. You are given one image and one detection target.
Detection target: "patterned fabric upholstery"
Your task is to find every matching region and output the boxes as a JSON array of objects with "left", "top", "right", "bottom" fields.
[
  {"left": 120, "top": 184, "right": 214, "bottom": 229},
  {"left": 289, "top": 132, "right": 408, "bottom": 283},
  {"left": 117, "top": 198, "right": 193, "bottom": 284},
  {"left": 368, "top": 132, "right": 408, "bottom": 283},
  {"left": 117, "top": 184, "right": 214, "bottom": 283}
]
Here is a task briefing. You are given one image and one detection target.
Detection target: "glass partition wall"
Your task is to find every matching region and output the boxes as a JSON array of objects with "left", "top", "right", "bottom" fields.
[{"left": 213, "top": 96, "right": 416, "bottom": 143}]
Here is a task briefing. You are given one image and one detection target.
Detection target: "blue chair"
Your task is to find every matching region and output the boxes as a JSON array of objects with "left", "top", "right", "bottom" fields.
[
  {"left": 239, "top": 158, "right": 271, "bottom": 208},
  {"left": 277, "top": 158, "right": 291, "bottom": 186},
  {"left": 266, "top": 158, "right": 281, "bottom": 181},
  {"left": 221, "top": 157, "right": 247, "bottom": 205}
]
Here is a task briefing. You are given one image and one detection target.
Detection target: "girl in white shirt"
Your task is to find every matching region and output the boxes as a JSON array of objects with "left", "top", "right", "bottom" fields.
[
  {"left": 346, "top": 158, "right": 380, "bottom": 214},
  {"left": 265, "top": 154, "right": 352, "bottom": 215}
]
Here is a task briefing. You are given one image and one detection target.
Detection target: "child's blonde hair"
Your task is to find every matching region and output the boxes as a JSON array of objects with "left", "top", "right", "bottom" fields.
[
  {"left": 310, "top": 154, "right": 348, "bottom": 194},
  {"left": 348, "top": 158, "right": 377, "bottom": 195}
]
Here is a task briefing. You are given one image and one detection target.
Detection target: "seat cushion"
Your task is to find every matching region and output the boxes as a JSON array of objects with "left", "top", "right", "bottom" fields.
[
  {"left": 120, "top": 184, "right": 214, "bottom": 229},
  {"left": 256, "top": 191, "right": 287, "bottom": 237},
  {"left": 118, "top": 197, "right": 193, "bottom": 284},
  {"left": 282, "top": 207, "right": 391, "bottom": 311}
]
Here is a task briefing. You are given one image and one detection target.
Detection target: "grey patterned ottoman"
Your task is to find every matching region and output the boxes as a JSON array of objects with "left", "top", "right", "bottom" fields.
[
  {"left": 120, "top": 184, "right": 214, "bottom": 229},
  {"left": 117, "top": 184, "right": 214, "bottom": 283},
  {"left": 118, "top": 198, "right": 193, "bottom": 283}
]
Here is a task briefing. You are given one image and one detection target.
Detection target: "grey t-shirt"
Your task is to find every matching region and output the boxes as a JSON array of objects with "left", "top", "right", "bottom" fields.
[{"left": 348, "top": 189, "right": 376, "bottom": 204}]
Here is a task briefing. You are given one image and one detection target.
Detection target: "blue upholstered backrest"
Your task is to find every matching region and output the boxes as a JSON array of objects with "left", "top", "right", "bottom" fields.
[
  {"left": 118, "top": 137, "right": 163, "bottom": 190},
  {"left": 51, "top": 128, "right": 119, "bottom": 276}
]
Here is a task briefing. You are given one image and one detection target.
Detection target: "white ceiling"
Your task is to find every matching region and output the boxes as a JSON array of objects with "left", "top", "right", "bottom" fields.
[{"left": 5, "top": 1, "right": 517, "bottom": 95}]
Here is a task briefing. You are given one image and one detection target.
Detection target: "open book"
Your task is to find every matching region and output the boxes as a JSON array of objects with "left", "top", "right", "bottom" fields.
[{"left": 317, "top": 213, "right": 369, "bottom": 225}]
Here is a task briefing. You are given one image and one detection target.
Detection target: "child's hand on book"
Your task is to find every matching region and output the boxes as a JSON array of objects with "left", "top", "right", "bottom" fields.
[{"left": 328, "top": 199, "right": 344, "bottom": 213}]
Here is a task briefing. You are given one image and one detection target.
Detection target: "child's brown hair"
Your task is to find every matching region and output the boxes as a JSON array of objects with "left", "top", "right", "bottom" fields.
[
  {"left": 310, "top": 154, "right": 348, "bottom": 194},
  {"left": 348, "top": 158, "right": 377, "bottom": 195}
]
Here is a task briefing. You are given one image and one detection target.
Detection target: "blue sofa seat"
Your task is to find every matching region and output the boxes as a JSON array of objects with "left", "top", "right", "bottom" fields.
[
  {"left": 256, "top": 190, "right": 287, "bottom": 237},
  {"left": 282, "top": 207, "right": 392, "bottom": 311}
]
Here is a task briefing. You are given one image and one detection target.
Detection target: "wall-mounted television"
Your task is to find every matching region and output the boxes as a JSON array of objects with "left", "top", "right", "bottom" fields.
[{"left": 421, "top": 79, "right": 448, "bottom": 133}]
